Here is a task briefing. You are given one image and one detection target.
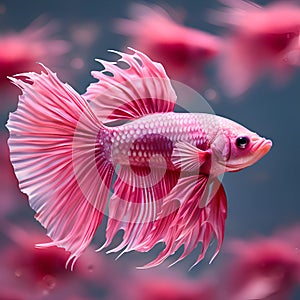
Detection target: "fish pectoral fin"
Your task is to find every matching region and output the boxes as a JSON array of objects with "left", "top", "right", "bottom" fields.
[
  {"left": 171, "top": 141, "right": 211, "bottom": 172},
  {"left": 83, "top": 48, "right": 177, "bottom": 122}
]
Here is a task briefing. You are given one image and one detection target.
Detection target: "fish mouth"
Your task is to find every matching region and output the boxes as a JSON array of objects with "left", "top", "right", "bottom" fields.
[
  {"left": 240, "top": 137, "right": 272, "bottom": 169},
  {"left": 219, "top": 138, "right": 272, "bottom": 172},
  {"left": 252, "top": 138, "right": 272, "bottom": 157}
]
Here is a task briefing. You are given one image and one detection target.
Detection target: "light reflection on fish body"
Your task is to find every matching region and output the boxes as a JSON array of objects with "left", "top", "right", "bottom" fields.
[{"left": 6, "top": 48, "right": 271, "bottom": 269}]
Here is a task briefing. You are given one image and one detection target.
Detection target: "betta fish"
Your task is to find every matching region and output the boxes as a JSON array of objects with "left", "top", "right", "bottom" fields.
[
  {"left": 211, "top": 0, "right": 300, "bottom": 97},
  {"left": 6, "top": 48, "right": 271, "bottom": 269},
  {"left": 115, "top": 4, "right": 221, "bottom": 90}
]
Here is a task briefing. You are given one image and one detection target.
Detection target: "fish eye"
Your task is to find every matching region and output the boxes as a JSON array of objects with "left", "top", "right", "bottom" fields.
[{"left": 235, "top": 136, "right": 250, "bottom": 149}]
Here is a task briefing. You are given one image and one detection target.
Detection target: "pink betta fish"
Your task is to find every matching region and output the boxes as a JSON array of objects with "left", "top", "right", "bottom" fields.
[
  {"left": 212, "top": 0, "right": 300, "bottom": 97},
  {"left": 115, "top": 4, "right": 221, "bottom": 90},
  {"left": 6, "top": 48, "right": 271, "bottom": 269}
]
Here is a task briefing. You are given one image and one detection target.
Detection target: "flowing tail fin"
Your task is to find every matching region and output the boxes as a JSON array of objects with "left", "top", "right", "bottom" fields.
[{"left": 6, "top": 66, "right": 114, "bottom": 269}]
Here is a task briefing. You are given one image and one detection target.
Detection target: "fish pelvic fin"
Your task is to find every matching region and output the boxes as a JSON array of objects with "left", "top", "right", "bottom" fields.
[
  {"left": 83, "top": 48, "right": 177, "bottom": 122},
  {"left": 7, "top": 65, "right": 114, "bottom": 269}
]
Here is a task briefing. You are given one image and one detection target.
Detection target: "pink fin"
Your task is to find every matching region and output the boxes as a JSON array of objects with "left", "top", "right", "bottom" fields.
[
  {"left": 7, "top": 66, "right": 114, "bottom": 268},
  {"left": 140, "top": 177, "right": 227, "bottom": 269},
  {"left": 83, "top": 48, "right": 177, "bottom": 122},
  {"left": 100, "top": 166, "right": 180, "bottom": 254},
  {"left": 172, "top": 142, "right": 211, "bottom": 172},
  {"left": 99, "top": 163, "right": 227, "bottom": 268}
]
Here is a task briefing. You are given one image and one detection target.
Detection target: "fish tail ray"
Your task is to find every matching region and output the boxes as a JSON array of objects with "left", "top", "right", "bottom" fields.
[{"left": 6, "top": 66, "right": 114, "bottom": 265}]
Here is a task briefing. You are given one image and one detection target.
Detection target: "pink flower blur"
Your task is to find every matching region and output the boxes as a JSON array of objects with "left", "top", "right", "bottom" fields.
[
  {"left": 212, "top": 0, "right": 300, "bottom": 97},
  {"left": 0, "top": 18, "right": 69, "bottom": 107},
  {"left": 116, "top": 269, "right": 216, "bottom": 300},
  {"left": 221, "top": 236, "right": 300, "bottom": 300},
  {"left": 0, "top": 223, "right": 111, "bottom": 300},
  {"left": 115, "top": 4, "right": 221, "bottom": 90},
  {"left": 134, "top": 277, "right": 215, "bottom": 300}
]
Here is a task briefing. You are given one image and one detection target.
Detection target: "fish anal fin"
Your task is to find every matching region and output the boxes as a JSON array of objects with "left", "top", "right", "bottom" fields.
[
  {"left": 140, "top": 176, "right": 227, "bottom": 269},
  {"left": 101, "top": 166, "right": 180, "bottom": 254}
]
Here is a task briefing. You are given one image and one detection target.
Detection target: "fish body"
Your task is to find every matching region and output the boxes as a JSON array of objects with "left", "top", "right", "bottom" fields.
[
  {"left": 109, "top": 111, "right": 269, "bottom": 175},
  {"left": 7, "top": 49, "right": 271, "bottom": 269},
  {"left": 110, "top": 113, "right": 212, "bottom": 169}
]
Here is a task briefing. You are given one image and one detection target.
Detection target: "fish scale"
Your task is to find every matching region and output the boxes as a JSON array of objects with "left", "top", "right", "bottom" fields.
[{"left": 110, "top": 112, "right": 215, "bottom": 168}]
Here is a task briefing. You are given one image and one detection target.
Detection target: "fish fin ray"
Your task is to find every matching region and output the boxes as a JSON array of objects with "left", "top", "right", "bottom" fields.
[
  {"left": 83, "top": 48, "right": 177, "bottom": 122},
  {"left": 102, "top": 165, "right": 180, "bottom": 254},
  {"left": 172, "top": 142, "right": 211, "bottom": 172},
  {"left": 140, "top": 176, "right": 227, "bottom": 268},
  {"left": 7, "top": 66, "right": 114, "bottom": 265}
]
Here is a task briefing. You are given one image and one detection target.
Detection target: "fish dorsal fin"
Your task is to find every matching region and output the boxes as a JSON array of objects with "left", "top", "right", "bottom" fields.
[{"left": 83, "top": 48, "right": 177, "bottom": 122}]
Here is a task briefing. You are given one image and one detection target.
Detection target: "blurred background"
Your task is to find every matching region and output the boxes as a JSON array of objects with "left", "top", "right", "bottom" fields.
[{"left": 0, "top": 0, "right": 300, "bottom": 299}]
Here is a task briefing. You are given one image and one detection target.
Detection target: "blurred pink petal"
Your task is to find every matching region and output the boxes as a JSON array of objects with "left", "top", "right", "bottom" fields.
[
  {"left": 0, "top": 223, "right": 112, "bottom": 300},
  {"left": 274, "top": 224, "right": 300, "bottom": 257},
  {"left": 221, "top": 236, "right": 300, "bottom": 299},
  {"left": 0, "top": 289, "right": 25, "bottom": 300},
  {"left": 212, "top": 0, "right": 300, "bottom": 97},
  {"left": 0, "top": 18, "right": 70, "bottom": 108},
  {"left": 115, "top": 4, "right": 221, "bottom": 90},
  {"left": 117, "top": 269, "right": 216, "bottom": 300}
]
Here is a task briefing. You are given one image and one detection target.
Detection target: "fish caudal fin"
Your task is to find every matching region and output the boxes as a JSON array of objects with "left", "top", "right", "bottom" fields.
[{"left": 6, "top": 66, "right": 114, "bottom": 268}]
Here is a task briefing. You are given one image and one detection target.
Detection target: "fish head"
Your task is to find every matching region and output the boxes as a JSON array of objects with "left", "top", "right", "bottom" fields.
[{"left": 210, "top": 118, "right": 272, "bottom": 173}]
